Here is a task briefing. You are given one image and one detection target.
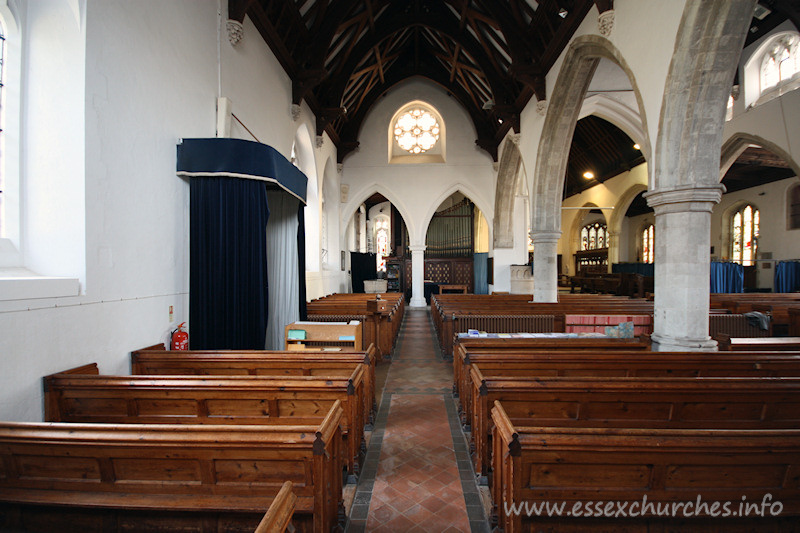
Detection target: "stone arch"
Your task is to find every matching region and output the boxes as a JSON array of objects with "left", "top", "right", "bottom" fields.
[
  {"left": 609, "top": 184, "right": 649, "bottom": 264},
  {"left": 320, "top": 157, "right": 340, "bottom": 270},
  {"left": 340, "top": 183, "right": 416, "bottom": 250},
  {"left": 652, "top": 0, "right": 754, "bottom": 191},
  {"left": 720, "top": 132, "right": 800, "bottom": 179},
  {"left": 294, "top": 123, "right": 320, "bottom": 271},
  {"left": 493, "top": 135, "right": 525, "bottom": 249},
  {"left": 579, "top": 94, "right": 648, "bottom": 156},
  {"left": 531, "top": 35, "right": 651, "bottom": 234},
  {"left": 419, "top": 183, "right": 493, "bottom": 248}
]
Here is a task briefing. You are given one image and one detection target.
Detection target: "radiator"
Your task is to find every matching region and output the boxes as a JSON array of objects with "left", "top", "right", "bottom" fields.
[
  {"left": 455, "top": 315, "right": 555, "bottom": 334},
  {"left": 709, "top": 314, "right": 771, "bottom": 338}
]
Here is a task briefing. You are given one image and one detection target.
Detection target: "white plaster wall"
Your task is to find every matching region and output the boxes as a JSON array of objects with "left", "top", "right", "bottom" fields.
[
  {"left": 341, "top": 79, "right": 495, "bottom": 246},
  {"left": 0, "top": 1, "right": 306, "bottom": 421}
]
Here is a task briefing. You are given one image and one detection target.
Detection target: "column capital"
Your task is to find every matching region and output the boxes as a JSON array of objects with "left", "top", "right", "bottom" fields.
[
  {"left": 530, "top": 231, "right": 561, "bottom": 244},
  {"left": 408, "top": 244, "right": 426, "bottom": 253},
  {"left": 643, "top": 185, "right": 725, "bottom": 215}
]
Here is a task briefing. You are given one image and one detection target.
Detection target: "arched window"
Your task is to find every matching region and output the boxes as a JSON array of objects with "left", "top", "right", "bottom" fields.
[
  {"left": 375, "top": 218, "right": 390, "bottom": 272},
  {"left": 789, "top": 183, "right": 800, "bottom": 230},
  {"left": 388, "top": 101, "right": 445, "bottom": 164},
  {"left": 580, "top": 222, "right": 607, "bottom": 251},
  {"left": 641, "top": 224, "right": 654, "bottom": 263},
  {"left": 731, "top": 204, "right": 759, "bottom": 266},
  {"left": 760, "top": 33, "right": 799, "bottom": 94}
]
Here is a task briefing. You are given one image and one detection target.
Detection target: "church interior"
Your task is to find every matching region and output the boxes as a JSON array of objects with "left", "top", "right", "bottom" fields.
[{"left": 1, "top": 0, "right": 800, "bottom": 531}]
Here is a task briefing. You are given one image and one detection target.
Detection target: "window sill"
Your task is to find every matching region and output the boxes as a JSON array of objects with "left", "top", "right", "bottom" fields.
[{"left": 0, "top": 269, "right": 81, "bottom": 301}]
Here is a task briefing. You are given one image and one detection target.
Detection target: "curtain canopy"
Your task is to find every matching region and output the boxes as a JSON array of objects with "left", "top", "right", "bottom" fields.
[{"left": 177, "top": 138, "right": 307, "bottom": 204}]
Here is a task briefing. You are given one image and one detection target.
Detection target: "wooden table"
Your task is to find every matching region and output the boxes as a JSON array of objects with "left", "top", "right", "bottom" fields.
[{"left": 439, "top": 284, "right": 468, "bottom": 294}]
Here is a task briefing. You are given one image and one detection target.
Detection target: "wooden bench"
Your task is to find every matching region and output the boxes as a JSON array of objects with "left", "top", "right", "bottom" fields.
[
  {"left": 490, "top": 401, "right": 800, "bottom": 533},
  {"left": 715, "top": 334, "right": 800, "bottom": 351},
  {"left": 256, "top": 481, "right": 297, "bottom": 533},
  {"left": 454, "top": 349, "right": 800, "bottom": 432},
  {"left": 469, "top": 373, "right": 800, "bottom": 477},
  {"left": 131, "top": 344, "right": 378, "bottom": 424},
  {"left": 452, "top": 335, "right": 650, "bottom": 403},
  {"left": 0, "top": 404, "right": 343, "bottom": 533},
  {"left": 43, "top": 368, "right": 366, "bottom": 478}
]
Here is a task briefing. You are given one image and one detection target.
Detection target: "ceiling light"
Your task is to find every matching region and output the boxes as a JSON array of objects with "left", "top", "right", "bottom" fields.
[
  {"left": 583, "top": 171, "right": 594, "bottom": 180},
  {"left": 558, "top": 8, "right": 568, "bottom": 18},
  {"left": 633, "top": 143, "right": 640, "bottom": 150}
]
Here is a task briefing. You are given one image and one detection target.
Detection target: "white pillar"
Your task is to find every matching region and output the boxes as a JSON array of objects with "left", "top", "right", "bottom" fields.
[
  {"left": 644, "top": 186, "right": 723, "bottom": 351},
  {"left": 358, "top": 205, "right": 367, "bottom": 253},
  {"left": 409, "top": 244, "right": 426, "bottom": 307},
  {"left": 531, "top": 231, "right": 560, "bottom": 302}
]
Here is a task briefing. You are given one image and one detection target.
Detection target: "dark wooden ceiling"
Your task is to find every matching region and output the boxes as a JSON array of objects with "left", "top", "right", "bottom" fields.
[
  {"left": 564, "top": 115, "right": 644, "bottom": 198},
  {"left": 236, "top": 0, "right": 597, "bottom": 162}
]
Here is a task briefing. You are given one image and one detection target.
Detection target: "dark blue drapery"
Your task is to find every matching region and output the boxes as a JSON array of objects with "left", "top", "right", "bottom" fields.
[
  {"left": 189, "top": 177, "right": 270, "bottom": 349},
  {"left": 473, "top": 253, "right": 489, "bottom": 294},
  {"left": 775, "top": 261, "right": 800, "bottom": 293},
  {"left": 710, "top": 261, "right": 744, "bottom": 293}
]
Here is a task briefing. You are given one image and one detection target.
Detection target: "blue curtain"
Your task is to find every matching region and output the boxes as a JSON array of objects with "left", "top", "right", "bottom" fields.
[
  {"left": 775, "top": 261, "right": 800, "bottom": 292},
  {"left": 190, "top": 177, "right": 270, "bottom": 349},
  {"left": 710, "top": 261, "right": 744, "bottom": 293},
  {"left": 612, "top": 262, "right": 654, "bottom": 277},
  {"left": 473, "top": 253, "right": 489, "bottom": 294}
]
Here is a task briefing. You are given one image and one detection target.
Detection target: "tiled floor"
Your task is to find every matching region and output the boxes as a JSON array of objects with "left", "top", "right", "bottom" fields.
[{"left": 346, "top": 308, "right": 489, "bottom": 533}]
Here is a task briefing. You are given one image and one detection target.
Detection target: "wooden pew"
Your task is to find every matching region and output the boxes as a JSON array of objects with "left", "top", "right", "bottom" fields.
[
  {"left": 715, "top": 334, "right": 800, "bottom": 351},
  {"left": 43, "top": 369, "right": 366, "bottom": 478},
  {"left": 0, "top": 405, "right": 343, "bottom": 533},
  {"left": 490, "top": 401, "right": 800, "bottom": 533},
  {"left": 455, "top": 349, "right": 800, "bottom": 432},
  {"left": 256, "top": 481, "right": 297, "bottom": 533},
  {"left": 469, "top": 373, "right": 800, "bottom": 477},
  {"left": 131, "top": 344, "right": 378, "bottom": 424},
  {"left": 452, "top": 335, "right": 650, "bottom": 404}
]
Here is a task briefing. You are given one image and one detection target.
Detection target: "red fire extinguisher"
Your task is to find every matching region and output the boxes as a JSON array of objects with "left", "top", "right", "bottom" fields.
[{"left": 171, "top": 322, "right": 189, "bottom": 351}]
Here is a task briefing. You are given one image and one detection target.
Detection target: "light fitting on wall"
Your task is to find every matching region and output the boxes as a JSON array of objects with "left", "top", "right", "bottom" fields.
[{"left": 583, "top": 171, "right": 594, "bottom": 180}]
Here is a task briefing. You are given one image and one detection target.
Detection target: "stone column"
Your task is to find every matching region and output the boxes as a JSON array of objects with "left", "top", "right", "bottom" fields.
[
  {"left": 531, "top": 231, "right": 561, "bottom": 302},
  {"left": 644, "top": 185, "right": 724, "bottom": 351},
  {"left": 409, "top": 245, "right": 427, "bottom": 308},
  {"left": 606, "top": 229, "right": 619, "bottom": 271}
]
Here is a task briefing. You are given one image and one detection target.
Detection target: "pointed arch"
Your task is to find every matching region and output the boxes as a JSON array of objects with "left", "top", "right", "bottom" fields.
[
  {"left": 720, "top": 132, "right": 800, "bottom": 179},
  {"left": 579, "top": 94, "right": 648, "bottom": 156},
  {"left": 531, "top": 35, "right": 651, "bottom": 234},
  {"left": 294, "top": 123, "right": 320, "bottom": 271},
  {"left": 419, "top": 183, "right": 493, "bottom": 247},
  {"left": 493, "top": 135, "right": 525, "bottom": 249},
  {"left": 340, "top": 183, "right": 416, "bottom": 249}
]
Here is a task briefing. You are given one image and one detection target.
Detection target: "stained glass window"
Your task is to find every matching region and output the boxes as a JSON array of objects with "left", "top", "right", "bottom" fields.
[
  {"left": 731, "top": 204, "right": 759, "bottom": 266},
  {"left": 580, "top": 222, "right": 607, "bottom": 251},
  {"left": 394, "top": 108, "right": 440, "bottom": 154},
  {"left": 761, "top": 34, "right": 799, "bottom": 94},
  {"left": 375, "top": 219, "right": 390, "bottom": 272},
  {"left": 641, "top": 224, "right": 654, "bottom": 263}
]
